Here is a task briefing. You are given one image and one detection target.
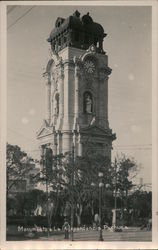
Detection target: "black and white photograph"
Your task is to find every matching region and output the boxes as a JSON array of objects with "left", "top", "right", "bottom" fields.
[{"left": 0, "top": 0, "right": 158, "bottom": 249}]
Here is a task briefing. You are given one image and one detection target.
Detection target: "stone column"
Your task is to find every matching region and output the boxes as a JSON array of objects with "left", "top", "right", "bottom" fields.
[
  {"left": 59, "top": 67, "right": 64, "bottom": 116},
  {"left": 63, "top": 61, "right": 69, "bottom": 130},
  {"left": 45, "top": 75, "right": 51, "bottom": 123},
  {"left": 98, "top": 72, "right": 109, "bottom": 128},
  {"left": 103, "top": 75, "right": 109, "bottom": 128},
  {"left": 39, "top": 145, "right": 45, "bottom": 171},
  {"left": 103, "top": 66, "right": 112, "bottom": 128},
  {"left": 58, "top": 132, "right": 62, "bottom": 154},
  {"left": 97, "top": 76, "right": 100, "bottom": 123},
  {"left": 63, "top": 60, "right": 75, "bottom": 131},
  {"left": 56, "top": 63, "right": 64, "bottom": 130},
  {"left": 62, "top": 132, "right": 72, "bottom": 154},
  {"left": 72, "top": 132, "right": 78, "bottom": 158},
  {"left": 73, "top": 57, "right": 80, "bottom": 129}
]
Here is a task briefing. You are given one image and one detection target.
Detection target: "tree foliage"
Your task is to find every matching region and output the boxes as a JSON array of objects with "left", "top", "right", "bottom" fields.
[
  {"left": 39, "top": 150, "right": 140, "bottom": 226},
  {"left": 128, "top": 190, "right": 152, "bottom": 219},
  {"left": 111, "top": 155, "right": 140, "bottom": 202},
  {"left": 7, "top": 143, "right": 39, "bottom": 195},
  {"left": 7, "top": 189, "right": 46, "bottom": 216},
  {"left": 7, "top": 143, "right": 151, "bottom": 227}
]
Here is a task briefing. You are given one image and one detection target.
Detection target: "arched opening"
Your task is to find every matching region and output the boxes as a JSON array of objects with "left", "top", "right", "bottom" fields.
[{"left": 83, "top": 91, "right": 93, "bottom": 114}]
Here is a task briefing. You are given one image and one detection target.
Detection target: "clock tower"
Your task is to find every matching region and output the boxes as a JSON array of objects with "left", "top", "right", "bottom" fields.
[{"left": 37, "top": 10, "right": 116, "bottom": 158}]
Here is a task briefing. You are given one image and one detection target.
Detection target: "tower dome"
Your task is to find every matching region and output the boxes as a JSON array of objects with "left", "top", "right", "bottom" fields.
[{"left": 47, "top": 11, "right": 107, "bottom": 53}]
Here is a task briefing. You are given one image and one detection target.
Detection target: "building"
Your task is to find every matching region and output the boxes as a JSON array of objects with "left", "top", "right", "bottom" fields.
[{"left": 37, "top": 11, "right": 116, "bottom": 159}]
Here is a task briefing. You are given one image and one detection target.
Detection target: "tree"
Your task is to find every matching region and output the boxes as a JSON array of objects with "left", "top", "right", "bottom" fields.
[
  {"left": 38, "top": 149, "right": 67, "bottom": 229},
  {"left": 14, "top": 189, "right": 46, "bottom": 216},
  {"left": 110, "top": 155, "right": 140, "bottom": 225},
  {"left": 7, "top": 143, "right": 39, "bottom": 196},
  {"left": 127, "top": 190, "right": 152, "bottom": 225},
  {"left": 72, "top": 154, "right": 140, "bottom": 226},
  {"left": 73, "top": 154, "right": 112, "bottom": 226},
  {"left": 38, "top": 149, "right": 140, "bottom": 227}
]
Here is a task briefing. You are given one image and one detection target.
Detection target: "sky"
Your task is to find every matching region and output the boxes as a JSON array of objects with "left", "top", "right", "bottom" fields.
[{"left": 7, "top": 4, "right": 152, "bottom": 185}]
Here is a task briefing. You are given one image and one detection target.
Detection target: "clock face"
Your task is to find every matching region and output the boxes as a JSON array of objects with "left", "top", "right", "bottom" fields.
[{"left": 84, "top": 60, "right": 95, "bottom": 74}]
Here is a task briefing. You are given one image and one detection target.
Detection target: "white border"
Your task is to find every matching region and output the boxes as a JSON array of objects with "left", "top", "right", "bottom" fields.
[
  {"left": 0, "top": 0, "right": 157, "bottom": 249},
  {"left": 0, "top": 0, "right": 7, "bottom": 248}
]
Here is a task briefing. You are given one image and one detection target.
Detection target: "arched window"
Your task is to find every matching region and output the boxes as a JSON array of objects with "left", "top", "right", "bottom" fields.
[
  {"left": 83, "top": 91, "right": 93, "bottom": 113},
  {"left": 55, "top": 93, "right": 59, "bottom": 115}
]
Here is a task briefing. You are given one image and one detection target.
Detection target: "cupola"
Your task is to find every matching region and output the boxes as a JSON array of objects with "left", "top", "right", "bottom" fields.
[{"left": 47, "top": 11, "right": 107, "bottom": 54}]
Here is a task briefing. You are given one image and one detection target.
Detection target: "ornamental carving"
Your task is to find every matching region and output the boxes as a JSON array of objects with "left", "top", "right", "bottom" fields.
[
  {"left": 51, "top": 65, "right": 64, "bottom": 85},
  {"left": 86, "top": 44, "right": 97, "bottom": 53},
  {"left": 51, "top": 50, "right": 62, "bottom": 66}
]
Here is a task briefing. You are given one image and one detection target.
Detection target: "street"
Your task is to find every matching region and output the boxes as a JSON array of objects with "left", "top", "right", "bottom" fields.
[{"left": 34, "top": 228, "right": 151, "bottom": 241}]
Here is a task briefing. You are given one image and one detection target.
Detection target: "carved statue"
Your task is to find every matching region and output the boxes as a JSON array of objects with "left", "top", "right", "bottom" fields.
[{"left": 84, "top": 92, "right": 92, "bottom": 113}]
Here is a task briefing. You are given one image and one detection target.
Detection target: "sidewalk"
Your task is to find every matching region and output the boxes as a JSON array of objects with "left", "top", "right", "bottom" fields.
[{"left": 36, "top": 228, "right": 152, "bottom": 241}]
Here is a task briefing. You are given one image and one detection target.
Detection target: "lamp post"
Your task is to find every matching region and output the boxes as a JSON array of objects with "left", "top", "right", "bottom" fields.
[
  {"left": 70, "top": 143, "right": 75, "bottom": 241},
  {"left": 40, "top": 146, "right": 50, "bottom": 238},
  {"left": 91, "top": 172, "right": 110, "bottom": 241},
  {"left": 112, "top": 158, "right": 119, "bottom": 229},
  {"left": 44, "top": 146, "right": 53, "bottom": 238},
  {"left": 98, "top": 172, "right": 104, "bottom": 241}
]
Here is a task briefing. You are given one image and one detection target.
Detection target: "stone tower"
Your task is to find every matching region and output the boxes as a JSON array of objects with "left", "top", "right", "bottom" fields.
[{"left": 37, "top": 10, "right": 116, "bottom": 158}]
